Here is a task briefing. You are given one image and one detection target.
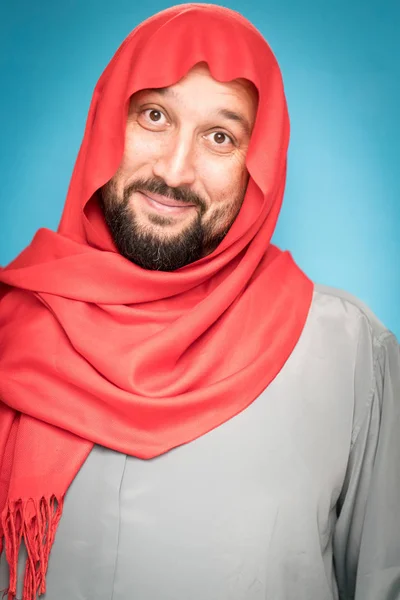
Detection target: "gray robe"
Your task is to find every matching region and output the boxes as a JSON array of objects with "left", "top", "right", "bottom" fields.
[{"left": 1, "top": 284, "right": 399, "bottom": 599}]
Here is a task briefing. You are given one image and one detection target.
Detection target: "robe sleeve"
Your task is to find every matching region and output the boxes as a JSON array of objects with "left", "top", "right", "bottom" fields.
[{"left": 333, "top": 329, "right": 400, "bottom": 600}]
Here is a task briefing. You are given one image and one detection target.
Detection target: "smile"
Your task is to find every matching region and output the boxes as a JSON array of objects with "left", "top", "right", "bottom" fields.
[{"left": 138, "top": 191, "right": 196, "bottom": 215}]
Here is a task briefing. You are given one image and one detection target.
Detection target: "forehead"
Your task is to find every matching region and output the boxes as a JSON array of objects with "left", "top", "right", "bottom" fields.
[
  {"left": 131, "top": 62, "right": 258, "bottom": 127},
  {"left": 159, "top": 62, "right": 256, "bottom": 98}
]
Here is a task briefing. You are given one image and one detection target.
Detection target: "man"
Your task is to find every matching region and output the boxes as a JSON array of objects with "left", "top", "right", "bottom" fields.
[{"left": 0, "top": 4, "right": 399, "bottom": 600}]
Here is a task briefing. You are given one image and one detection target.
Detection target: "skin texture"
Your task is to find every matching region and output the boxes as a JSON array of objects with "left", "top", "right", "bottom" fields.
[{"left": 99, "top": 62, "right": 258, "bottom": 270}]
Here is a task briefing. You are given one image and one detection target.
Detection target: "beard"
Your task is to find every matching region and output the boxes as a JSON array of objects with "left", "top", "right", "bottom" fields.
[{"left": 99, "top": 176, "right": 245, "bottom": 271}]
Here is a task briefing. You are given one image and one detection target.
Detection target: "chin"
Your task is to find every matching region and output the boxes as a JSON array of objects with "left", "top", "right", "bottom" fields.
[{"left": 143, "top": 213, "right": 197, "bottom": 233}]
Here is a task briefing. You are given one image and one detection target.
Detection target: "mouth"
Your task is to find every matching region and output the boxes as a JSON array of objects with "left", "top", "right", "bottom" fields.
[{"left": 138, "top": 191, "right": 196, "bottom": 215}]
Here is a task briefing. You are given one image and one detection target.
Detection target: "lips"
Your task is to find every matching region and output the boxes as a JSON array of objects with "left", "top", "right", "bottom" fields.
[
  {"left": 138, "top": 191, "right": 196, "bottom": 215},
  {"left": 141, "top": 191, "right": 194, "bottom": 208}
]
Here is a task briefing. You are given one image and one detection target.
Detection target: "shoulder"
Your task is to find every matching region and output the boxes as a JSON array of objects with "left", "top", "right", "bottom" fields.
[
  {"left": 309, "top": 283, "right": 396, "bottom": 396},
  {"left": 312, "top": 283, "right": 393, "bottom": 343},
  {"left": 312, "top": 285, "right": 399, "bottom": 441}
]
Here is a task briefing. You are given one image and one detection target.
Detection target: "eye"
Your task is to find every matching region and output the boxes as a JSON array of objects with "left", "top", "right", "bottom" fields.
[
  {"left": 205, "top": 131, "right": 235, "bottom": 147},
  {"left": 141, "top": 108, "right": 167, "bottom": 125}
]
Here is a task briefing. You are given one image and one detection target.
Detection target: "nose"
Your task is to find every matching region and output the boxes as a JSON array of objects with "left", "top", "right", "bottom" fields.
[{"left": 152, "top": 131, "right": 196, "bottom": 188}]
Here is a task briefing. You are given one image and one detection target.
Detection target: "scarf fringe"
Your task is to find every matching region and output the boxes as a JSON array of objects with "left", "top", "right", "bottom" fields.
[{"left": 0, "top": 495, "right": 63, "bottom": 600}]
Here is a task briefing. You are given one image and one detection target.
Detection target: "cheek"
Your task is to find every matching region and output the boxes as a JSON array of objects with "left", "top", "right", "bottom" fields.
[
  {"left": 199, "top": 156, "right": 248, "bottom": 203},
  {"left": 118, "top": 126, "right": 162, "bottom": 181},
  {"left": 121, "top": 133, "right": 149, "bottom": 169}
]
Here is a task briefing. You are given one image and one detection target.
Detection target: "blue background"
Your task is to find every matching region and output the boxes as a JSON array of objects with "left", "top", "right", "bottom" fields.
[{"left": 1, "top": 0, "right": 399, "bottom": 336}]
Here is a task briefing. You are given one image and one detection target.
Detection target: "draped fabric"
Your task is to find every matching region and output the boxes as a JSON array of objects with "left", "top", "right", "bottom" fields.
[{"left": 0, "top": 4, "right": 313, "bottom": 599}]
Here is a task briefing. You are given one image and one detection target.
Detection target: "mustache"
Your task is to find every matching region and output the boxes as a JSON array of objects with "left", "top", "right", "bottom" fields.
[{"left": 124, "top": 177, "right": 207, "bottom": 214}]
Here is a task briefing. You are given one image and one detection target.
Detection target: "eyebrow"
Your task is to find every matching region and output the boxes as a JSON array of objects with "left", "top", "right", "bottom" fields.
[
  {"left": 145, "top": 87, "right": 252, "bottom": 137},
  {"left": 216, "top": 108, "right": 252, "bottom": 137}
]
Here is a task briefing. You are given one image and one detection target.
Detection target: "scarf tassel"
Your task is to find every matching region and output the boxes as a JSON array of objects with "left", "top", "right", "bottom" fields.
[{"left": 1, "top": 495, "right": 63, "bottom": 600}]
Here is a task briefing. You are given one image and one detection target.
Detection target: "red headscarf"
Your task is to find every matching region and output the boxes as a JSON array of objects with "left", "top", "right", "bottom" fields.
[{"left": 0, "top": 4, "right": 313, "bottom": 599}]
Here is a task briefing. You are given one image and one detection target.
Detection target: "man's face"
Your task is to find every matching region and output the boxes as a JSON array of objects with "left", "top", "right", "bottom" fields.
[{"left": 99, "top": 62, "right": 258, "bottom": 271}]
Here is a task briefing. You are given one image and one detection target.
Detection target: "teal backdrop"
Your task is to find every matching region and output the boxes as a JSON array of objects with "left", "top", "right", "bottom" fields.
[{"left": 1, "top": 0, "right": 399, "bottom": 336}]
